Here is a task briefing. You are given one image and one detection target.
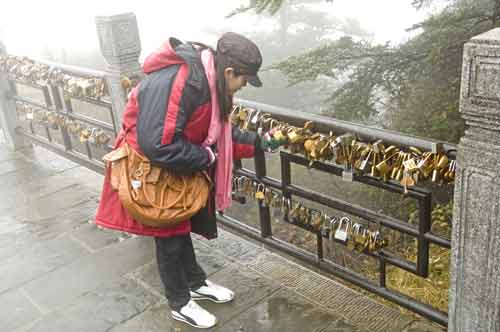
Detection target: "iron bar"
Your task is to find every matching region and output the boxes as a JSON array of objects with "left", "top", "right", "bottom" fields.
[
  {"left": 41, "top": 86, "right": 53, "bottom": 142},
  {"left": 63, "top": 94, "right": 112, "bottom": 108},
  {"left": 417, "top": 195, "right": 432, "bottom": 277},
  {"left": 254, "top": 148, "right": 272, "bottom": 237},
  {"left": 12, "top": 95, "right": 48, "bottom": 109},
  {"left": 424, "top": 232, "right": 451, "bottom": 248},
  {"left": 62, "top": 111, "right": 114, "bottom": 132},
  {"left": 379, "top": 257, "right": 387, "bottom": 288},
  {"left": 286, "top": 183, "right": 419, "bottom": 236},
  {"left": 283, "top": 151, "right": 429, "bottom": 199},
  {"left": 17, "top": 129, "right": 105, "bottom": 174},
  {"left": 50, "top": 85, "right": 72, "bottom": 151},
  {"left": 34, "top": 58, "right": 107, "bottom": 78},
  {"left": 317, "top": 233, "right": 323, "bottom": 261},
  {"left": 10, "top": 78, "right": 46, "bottom": 90}
]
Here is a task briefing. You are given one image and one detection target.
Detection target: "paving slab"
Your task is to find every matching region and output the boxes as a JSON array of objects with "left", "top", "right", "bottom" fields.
[
  {"left": 0, "top": 144, "right": 22, "bottom": 162},
  {"left": 21, "top": 237, "right": 154, "bottom": 312},
  {"left": 0, "top": 162, "right": 61, "bottom": 193},
  {"left": 1, "top": 184, "right": 98, "bottom": 223},
  {"left": 198, "top": 228, "right": 259, "bottom": 259},
  {"left": 0, "top": 233, "right": 90, "bottom": 294},
  {"left": 19, "top": 277, "right": 160, "bottom": 332},
  {"left": 70, "top": 222, "right": 123, "bottom": 252},
  {"left": 215, "top": 288, "right": 357, "bottom": 332},
  {"left": 107, "top": 302, "right": 175, "bottom": 332},
  {"left": 402, "top": 321, "right": 445, "bottom": 332},
  {"left": 20, "top": 145, "right": 79, "bottom": 172},
  {"left": 0, "top": 201, "right": 94, "bottom": 262},
  {"left": 0, "top": 288, "right": 42, "bottom": 332},
  {"left": 0, "top": 156, "right": 35, "bottom": 176}
]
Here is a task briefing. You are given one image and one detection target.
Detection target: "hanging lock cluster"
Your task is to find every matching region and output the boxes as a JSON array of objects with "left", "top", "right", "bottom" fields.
[
  {"left": 231, "top": 105, "right": 456, "bottom": 192},
  {"left": 233, "top": 175, "right": 387, "bottom": 253},
  {"left": 0, "top": 55, "right": 107, "bottom": 99},
  {"left": 16, "top": 102, "right": 112, "bottom": 147},
  {"left": 120, "top": 75, "right": 140, "bottom": 97}
]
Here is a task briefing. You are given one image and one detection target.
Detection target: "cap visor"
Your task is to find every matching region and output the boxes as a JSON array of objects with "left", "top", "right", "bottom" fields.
[{"left": 247, "top": 74, "right": 262, "bottom": 87}]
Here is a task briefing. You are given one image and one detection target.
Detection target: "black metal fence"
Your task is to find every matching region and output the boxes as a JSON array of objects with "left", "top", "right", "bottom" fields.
[{"left": 217, "top": 99, "right": 454, "bottom": 326}]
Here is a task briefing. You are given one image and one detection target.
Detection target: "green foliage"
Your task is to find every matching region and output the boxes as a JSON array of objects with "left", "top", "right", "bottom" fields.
[{"left": 267, "top": 0, "right": 500, "bottom": 143}]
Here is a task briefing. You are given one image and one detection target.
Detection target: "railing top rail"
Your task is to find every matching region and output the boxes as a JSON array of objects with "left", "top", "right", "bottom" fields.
[
  {"left": 236, "top": 98, "right": 457, "bottom": 156},
  {"left": 33, "top": 57, "right": 106, "bottom": 78}
]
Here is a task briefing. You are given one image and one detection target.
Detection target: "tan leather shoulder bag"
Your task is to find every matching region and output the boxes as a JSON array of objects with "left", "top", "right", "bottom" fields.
[{"left": 103, "top": 144, "right": 211, "bottom": 228}]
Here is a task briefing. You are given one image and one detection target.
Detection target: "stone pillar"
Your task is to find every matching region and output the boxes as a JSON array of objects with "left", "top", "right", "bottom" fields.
[
  {"left": 449, "top": 28, "right": 500, "bottom": 332},
  {"left": 0, "top": 41, "right": 30, "bottom": 150},
  {"left": 95, "top": 12, "right": 142, "bottom": 132}
]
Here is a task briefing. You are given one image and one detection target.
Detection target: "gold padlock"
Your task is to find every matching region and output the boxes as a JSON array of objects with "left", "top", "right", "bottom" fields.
[
  {"left": 287, "top": 130, "right": 305, "bottom": 144},
  {"left": 79, "top": 127, "right": 92, "bottom": 143},
  {"left": 436, "top": 154, "right": 449, "bottom": 170},
  {"left": 255, "top": 184, "right": 265, "bottom": 201}
]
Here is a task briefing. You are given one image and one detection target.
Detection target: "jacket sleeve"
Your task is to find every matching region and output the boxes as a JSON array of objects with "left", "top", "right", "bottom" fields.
[
  {"left": 142, "top": 132, "right": 210, "bottom": 173},
  {"left": 232, "top": 124, "right": 259, "bottom": 160},
  {"left": 136, "top": 64, "right": 210, "bottom": 174}
]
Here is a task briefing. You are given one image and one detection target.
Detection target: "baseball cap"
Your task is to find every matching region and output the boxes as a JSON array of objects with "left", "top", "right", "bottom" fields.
[{"left": 217, "top": 32, "right": 263, "bottom": 87}]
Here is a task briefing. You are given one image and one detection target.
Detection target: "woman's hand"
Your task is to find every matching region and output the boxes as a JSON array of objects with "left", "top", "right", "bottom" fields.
[{"left": 258, "top": 133, "right": 281, "bottom": 153}]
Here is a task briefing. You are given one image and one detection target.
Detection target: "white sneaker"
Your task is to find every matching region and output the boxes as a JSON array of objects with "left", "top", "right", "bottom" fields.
[
  {"left": 171, "top": 299, "right": 217, "bottom": 329},
  {"left": 190, "top": 280, "right": 235, "bottom": 303}
]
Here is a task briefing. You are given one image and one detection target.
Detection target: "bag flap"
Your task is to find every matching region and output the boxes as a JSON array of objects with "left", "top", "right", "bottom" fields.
[{"left": 103, "top": 145, "right": 128, "bottom": 163}]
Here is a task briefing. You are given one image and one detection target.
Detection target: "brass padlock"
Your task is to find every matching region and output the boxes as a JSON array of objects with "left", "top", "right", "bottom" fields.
[
  {"left": 79, "top": 127, "right": 92, "bottom": 143},
  {"left": 400, "top": 170, "right": 416, "bottom": 194},
  {"left": 95, "top": 130, "right": 111, "bottom": 147},
  {"left": 287, "top": 130, "right": 305, "bottom": 144},
  {"left": 290, "top": 202, "right": 301, "bottom": 224},
  {"left": 255, "top": 184, "right": 265, "bottom": 201},
  {"left": 311, "top": 212, "right": 324, "bottom": 232}
]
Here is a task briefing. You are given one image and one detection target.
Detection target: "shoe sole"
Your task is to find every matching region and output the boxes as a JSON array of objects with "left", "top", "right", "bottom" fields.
[
  {"left": 171, "top": 311, "right": 217, "bottom": 329},
  {"left": 190, "top": 294, "right": 234, "bottom": 303}
]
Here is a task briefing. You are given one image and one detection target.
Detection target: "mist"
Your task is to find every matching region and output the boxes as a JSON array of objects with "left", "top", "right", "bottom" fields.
[
  {"left": 0, "top": 0, "right": 446, "bottom": 115},
  {"left": 0, "top": 0, "right": 439, "bottom": 58}
]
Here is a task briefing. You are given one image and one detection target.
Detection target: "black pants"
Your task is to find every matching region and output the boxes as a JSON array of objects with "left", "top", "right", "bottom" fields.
[{"left": 154, "top": 234, "right": 207, "bottom": 311}]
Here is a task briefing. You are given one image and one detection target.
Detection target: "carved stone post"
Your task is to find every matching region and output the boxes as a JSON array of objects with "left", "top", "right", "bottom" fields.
[
  {"left": 449, "top": 28, "right": 500, "bottom": 332},
  {"left": 0, "top": 41, "right": 30, "bottom": 150},
  {"left": 95, "top": 12, "right": 142, "bottom": 132}
]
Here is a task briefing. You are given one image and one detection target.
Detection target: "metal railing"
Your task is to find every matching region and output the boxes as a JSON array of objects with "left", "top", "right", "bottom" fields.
[
  {"left": 217, "top": 99, "right": 455, "bottom": 326},
  {"left": 6, "top": 60, "right": 116, "bottom": 174}
]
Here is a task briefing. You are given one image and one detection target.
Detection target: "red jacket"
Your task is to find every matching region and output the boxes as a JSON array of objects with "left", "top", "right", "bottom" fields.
[{"left": 95, "top": 38, "right": 257, "bottom": 238}]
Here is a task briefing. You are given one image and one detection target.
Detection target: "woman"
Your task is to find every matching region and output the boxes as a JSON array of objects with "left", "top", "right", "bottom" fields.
[{"left": 95, "top": 32, "right": 264, "bottom": 329}]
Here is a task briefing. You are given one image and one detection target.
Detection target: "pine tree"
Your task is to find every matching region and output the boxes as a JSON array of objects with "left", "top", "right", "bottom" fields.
[{"left": 238, "top": 0, "right": 500, "bottom": 143}]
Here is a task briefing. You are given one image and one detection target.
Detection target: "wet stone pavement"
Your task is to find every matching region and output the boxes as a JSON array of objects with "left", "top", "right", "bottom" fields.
[{"left": 0, "top": 141, "right": 445, "bottom": 332}]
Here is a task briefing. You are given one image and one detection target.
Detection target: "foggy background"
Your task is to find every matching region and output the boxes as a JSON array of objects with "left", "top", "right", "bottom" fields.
[
  {"left": 0, "top": 1, "right": 440, "bottom": 60},
  {"left": 0, "top": 0, "right": 445, "bottom": 114}
]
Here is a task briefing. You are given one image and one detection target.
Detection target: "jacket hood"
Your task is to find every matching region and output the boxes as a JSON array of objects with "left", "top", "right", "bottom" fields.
[{"left": 142, "top": 37, "right": 200, "bottom": 74}]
